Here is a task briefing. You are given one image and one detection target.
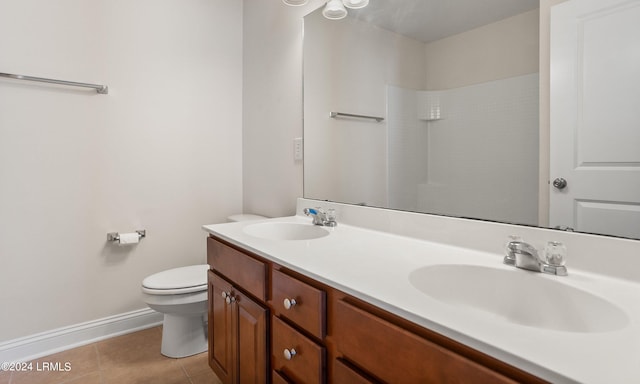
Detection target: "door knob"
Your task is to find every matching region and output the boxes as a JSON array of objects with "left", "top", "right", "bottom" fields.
[{"left": 552, "top": 178, "right": 567, "bottom": 190}]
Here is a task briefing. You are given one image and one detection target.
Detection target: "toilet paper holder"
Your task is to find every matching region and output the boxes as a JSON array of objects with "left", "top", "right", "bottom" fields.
[{"left": 107, "top": 230, "right": 146, "bottom": 243}]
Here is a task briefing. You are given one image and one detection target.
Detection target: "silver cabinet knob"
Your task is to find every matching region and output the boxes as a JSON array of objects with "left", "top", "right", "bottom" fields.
[
  {"left": 221, "top": 291, "right": 235, "bottom": 304},
  {"left": 283, "top": 348, "right": 297, "bottom": 360},
  {"left": 283, "top": 298, "right": 297, "bottom": 310},
  {"left": 553, "top": 178, "right": 567, "bottom": 190}
]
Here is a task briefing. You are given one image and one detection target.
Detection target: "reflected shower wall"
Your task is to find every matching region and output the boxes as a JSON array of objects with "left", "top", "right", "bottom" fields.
[{"left": 387, "top": 73, "right": 539, "bottom": 225}]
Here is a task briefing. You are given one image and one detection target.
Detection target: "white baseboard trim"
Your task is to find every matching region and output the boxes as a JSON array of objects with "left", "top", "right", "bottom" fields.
[{"left": 0, "top": 308, "right": 163, "bottom": 363}]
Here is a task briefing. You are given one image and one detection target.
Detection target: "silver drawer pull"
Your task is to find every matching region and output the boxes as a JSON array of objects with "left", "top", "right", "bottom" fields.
[
  {"left": 283, "top": 298, "right": 297, "bottom": 310},
  {"left": 283, "top": 348, "right": 297, "bottom": 360}
]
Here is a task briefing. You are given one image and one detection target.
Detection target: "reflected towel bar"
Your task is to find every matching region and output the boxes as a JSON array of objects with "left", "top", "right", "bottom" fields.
[
  {"left": 329, "top": 112, "right": 384, "bottom": 122},
  {"left": 0, "top": 72, "right": 108, "bottom": 94}
]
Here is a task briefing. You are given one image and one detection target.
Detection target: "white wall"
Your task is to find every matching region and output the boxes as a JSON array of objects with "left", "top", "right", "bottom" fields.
[
  {"left": 424, "top": 9, "right": 540, "bottom": 90},
  {"left": 387, "top": 73, "right": 539, "bottom": 226},
  {"left": 539, "top": 0, "right": 569, "bottom": 226},
  {"left": 303, "top": 8, "right": 539, "bottom": 219},
  {"left": 303, "top": 10, "right": 427, "bottom": 207},
  {"left": 242, "top": 0, "right": 325, "bottom": 218},
  {"left": 0, "top": 0, "right": 243, "bottom": 341},
  {"left": 418, "top": 74, "right": 539, "bottom": 225}
]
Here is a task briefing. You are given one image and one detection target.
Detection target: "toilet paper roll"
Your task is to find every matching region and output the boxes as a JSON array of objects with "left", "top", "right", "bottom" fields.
[{"left": 118, "top": 232, "right": 140, "bottom": 245}]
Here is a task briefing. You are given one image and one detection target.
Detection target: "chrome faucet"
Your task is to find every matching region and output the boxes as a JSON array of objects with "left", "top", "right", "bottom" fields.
[
  {"left": 303, "top": 207, "right": 337, "bottom": 227},
  {"left": 504, "top": 240, "right": 568, "bottom": 276}
]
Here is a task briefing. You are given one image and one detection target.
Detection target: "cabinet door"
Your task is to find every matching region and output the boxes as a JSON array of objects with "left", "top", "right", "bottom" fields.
[
  {"left": 208, "top": 271, "right": 236, "bottom": 384},
  {"left": 237, "top": 290, "right": 269, "bottom": 384}
]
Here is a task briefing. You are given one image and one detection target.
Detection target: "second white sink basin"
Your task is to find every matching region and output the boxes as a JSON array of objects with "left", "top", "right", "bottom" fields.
[
  {"left": 409, "top": 264, "right": 629, "bottom": 333},
  {"left": 243, "top": 222, "right": 330, "bottom": 241}
]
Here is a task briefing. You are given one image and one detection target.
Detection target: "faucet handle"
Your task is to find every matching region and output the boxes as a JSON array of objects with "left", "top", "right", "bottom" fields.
[
  {"left": 544, "top": 241, "right": 567, "bottom": 266},
  {"left": 325, "top": 208, "right": 337, "bottom": 227}
]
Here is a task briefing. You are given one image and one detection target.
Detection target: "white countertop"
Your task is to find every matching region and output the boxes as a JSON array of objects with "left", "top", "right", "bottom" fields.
[{"left": 203, "top": 214, "right": 640, "bottom": 384}]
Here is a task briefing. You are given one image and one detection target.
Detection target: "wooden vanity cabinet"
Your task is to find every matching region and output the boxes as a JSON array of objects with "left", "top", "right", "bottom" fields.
[
  {"left": 207, "top": 238, "right": 269, "bottom": 384},
  {"left": 208, "top": 271, "right": 234, "bottom": 383},
  {"left": 208, "top": 271, "right": 268, "bottom": 384},
  {"left": 333, "top": 299, "right": 520, "bottom": 383},
  {"left": 271, "top": 268, "right": 326, "bottom": 339},
  {"left": 333, "top": 359, "right": 376, "bottom": 384},
  {"left": 270, "top": 268, "right": 327, "bottom": 383},
  {"left": 207, "top": 237, "right": 266, "bottom": 301},
  {"left": 272, "top": 316, "right": 325, "bottom": 384},
  {"left": 272, "top": 370, "right": 293, "bottom": 384},
  {"left": 207, "top": 235, "right": 546, "bottom": 384}
]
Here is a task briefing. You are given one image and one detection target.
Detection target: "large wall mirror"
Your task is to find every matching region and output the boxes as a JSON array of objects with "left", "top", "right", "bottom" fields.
[{"left": 303, "top": 0, "right": 640, "bottom": 240}]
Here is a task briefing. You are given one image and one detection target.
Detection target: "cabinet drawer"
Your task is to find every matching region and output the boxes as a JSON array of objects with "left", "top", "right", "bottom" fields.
[
  {"left": 271, "top": 269, "right": 326, "bottom": 339},
  {"left": 272, "top": 316, "right": 325, "bottom": 384},
  {"left": 207, "top": 237, "right": 266, "bottom": 301},
  {"left": 335, "top": 300, "right": 517, "bottom": 384},
  {"left": 333, "top": 358, "right": 376, "bottom": 384},
  {"left": 272, "top": 370, "right": 292, "bottom": 384}
]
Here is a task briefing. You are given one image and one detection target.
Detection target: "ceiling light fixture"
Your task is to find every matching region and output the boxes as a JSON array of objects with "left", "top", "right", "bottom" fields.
[
  {"left": 282, "top": 0, "right": 309, "bottom": 6},
  {"left": 322, "top": 0, "right": 348, "bottom": 20},
  {"left": 282, "top": 0, "right": 369, "bottom": 20},
  {"left": 342, "top": 0, "right": 369, "bottom": 9}
]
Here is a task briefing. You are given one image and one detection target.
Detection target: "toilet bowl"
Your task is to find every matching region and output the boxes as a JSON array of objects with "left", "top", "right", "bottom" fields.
[
  {"left": 141, "top": 213, "right": 267, "bottom": 358},
  {"left": 142, "top": 264, "right": 209, "bottom": 358}
]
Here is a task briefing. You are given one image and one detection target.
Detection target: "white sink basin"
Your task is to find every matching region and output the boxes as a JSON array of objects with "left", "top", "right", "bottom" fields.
[
  {"left": 243, "top": 222, "right": 330, "bottom": 241},
  {"left": 409, "top": 264, "right": 629, "bottom": 333}
]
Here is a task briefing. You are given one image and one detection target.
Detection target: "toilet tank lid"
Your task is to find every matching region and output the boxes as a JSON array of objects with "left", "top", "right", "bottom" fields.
[
  {"left": 142, "top": 264, "right": 209, "bottom": 290},
  {"left": 227, "top": 214, "right": 267, "bottom": 222}
]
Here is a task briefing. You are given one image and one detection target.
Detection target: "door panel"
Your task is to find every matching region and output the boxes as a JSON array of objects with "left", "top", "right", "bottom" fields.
[
  {"left": 237, "top": 292, "right": 268, "bottom": 384},
  {"left": 209, "top": 272, "right": 235, "bottom": 384},
  {"left": 550, "top": 0, "right": 640, "bottom": 238}
]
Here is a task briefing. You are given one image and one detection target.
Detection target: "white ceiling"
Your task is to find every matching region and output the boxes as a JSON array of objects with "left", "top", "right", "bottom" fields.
[{"left": 348, "top": 0, "right": 539, "bottom": 43}]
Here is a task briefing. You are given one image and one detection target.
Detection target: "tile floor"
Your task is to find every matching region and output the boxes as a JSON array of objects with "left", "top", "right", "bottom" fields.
[{"left": 0, "top": 326, "right": 222, "bottom": 384}]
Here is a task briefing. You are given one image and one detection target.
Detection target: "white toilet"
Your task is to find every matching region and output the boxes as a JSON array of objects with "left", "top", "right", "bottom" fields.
[
  {"left": 142, "top": 264, "right": 209, "bottom": 358},
  {"left": 141, "top": 213, "right": 266, "bottom": 358}
]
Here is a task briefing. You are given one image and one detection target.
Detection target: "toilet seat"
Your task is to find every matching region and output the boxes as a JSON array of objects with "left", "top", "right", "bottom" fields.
[{"left": 142, "top": 264, "right": 209, "bottom": 295}]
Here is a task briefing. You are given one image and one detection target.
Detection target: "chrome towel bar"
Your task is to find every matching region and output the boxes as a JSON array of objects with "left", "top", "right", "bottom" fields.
[
  {"left": 0, "top": 72, "right": 108, "bottom": 94},
  {"left": 329, "top": 112, "right": 384, "bottom": 122}
]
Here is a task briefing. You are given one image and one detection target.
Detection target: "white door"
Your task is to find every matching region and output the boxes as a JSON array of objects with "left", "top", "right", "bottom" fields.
[{"left": 550, "top": 0, "right": 640, "bottom": 239}]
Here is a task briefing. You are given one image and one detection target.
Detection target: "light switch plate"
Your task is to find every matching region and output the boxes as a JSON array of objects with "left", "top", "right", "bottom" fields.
[{"left": 293, "top": 137, "right": 303, "bottom": 161}]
